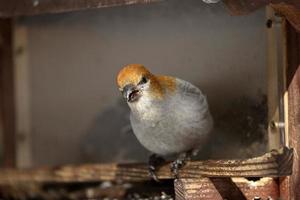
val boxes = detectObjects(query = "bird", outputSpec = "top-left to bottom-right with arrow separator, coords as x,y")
116,64 -> 213,180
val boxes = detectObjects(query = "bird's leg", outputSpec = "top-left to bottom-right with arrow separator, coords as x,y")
148,154 -> 165,182
170,149 -> 198,178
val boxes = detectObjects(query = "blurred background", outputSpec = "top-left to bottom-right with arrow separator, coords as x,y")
4,0 -> 267,167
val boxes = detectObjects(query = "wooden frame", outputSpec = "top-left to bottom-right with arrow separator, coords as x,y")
0,0 -> 299,199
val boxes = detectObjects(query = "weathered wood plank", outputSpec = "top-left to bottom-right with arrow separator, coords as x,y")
0,147 -> 293,184
0,0 -> 161,17
174,177 -> 279,200
0,19 -> 16,167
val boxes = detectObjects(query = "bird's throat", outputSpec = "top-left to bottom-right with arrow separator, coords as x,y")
129,94 -> 164,121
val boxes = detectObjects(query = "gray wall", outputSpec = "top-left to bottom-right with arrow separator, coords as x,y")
20,0 -> 267,166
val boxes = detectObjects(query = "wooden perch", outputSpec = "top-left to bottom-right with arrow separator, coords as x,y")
0,147 -> 293,184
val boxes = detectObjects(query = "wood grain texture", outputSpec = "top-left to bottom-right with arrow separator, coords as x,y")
0,19 -> 16,167
174,177 -> 279,200
0,0 -> 160,17
0,147 -> 293,184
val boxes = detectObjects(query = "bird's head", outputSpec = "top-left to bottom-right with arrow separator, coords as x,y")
117,64 -> 163,103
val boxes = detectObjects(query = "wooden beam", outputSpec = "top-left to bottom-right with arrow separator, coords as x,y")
223,0 -> 300,15
174,177 -> 279,200
223,0 -> 269,15
0,0 -> 161,17
223,1 -> 300,32
5,0 -> 299,18
0,19 -> 16,167
271,3 -> 300,33
0,147 -> 293,184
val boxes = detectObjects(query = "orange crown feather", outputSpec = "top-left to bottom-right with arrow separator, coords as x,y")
117,64 -> 176,98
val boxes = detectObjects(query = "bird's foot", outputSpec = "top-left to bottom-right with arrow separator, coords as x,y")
170,158 -> 185,179
148,154 -> 165,182
170,150 -> 196,179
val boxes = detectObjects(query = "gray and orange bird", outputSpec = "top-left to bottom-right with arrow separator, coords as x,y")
117,64 -> 213,180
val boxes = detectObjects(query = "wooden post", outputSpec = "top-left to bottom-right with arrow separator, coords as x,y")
0,19 -> 15,167
13,24 -> 32,168
280,20 -> 300,200
266,6 -> 288,151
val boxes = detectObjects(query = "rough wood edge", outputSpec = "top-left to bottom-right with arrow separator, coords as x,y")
0,147 -> 293,184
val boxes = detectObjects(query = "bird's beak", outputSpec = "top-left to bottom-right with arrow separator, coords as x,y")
122,84 -> 140,102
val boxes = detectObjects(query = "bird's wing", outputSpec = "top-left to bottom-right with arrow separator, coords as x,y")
173,77 -> 211,119
174,77 -> 213,135
174,77 -> 204,98
156,75 -> 209,110
158,76 -> 213,144
156,75 -> 202,96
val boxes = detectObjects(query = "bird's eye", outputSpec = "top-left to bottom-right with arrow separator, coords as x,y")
138,76 -> 148,85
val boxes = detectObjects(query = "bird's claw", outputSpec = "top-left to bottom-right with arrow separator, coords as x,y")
170,158 -> 185,178
170,150 -> 196,179
148,165 -> 160,182
148,154 -> 165,182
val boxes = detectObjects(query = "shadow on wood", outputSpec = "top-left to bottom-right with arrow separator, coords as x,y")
210,178 -> 246,200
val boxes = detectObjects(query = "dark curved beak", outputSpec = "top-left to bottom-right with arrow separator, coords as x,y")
122,84 -> 140,102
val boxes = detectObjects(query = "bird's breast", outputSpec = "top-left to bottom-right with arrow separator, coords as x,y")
129,90 -> 213,156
